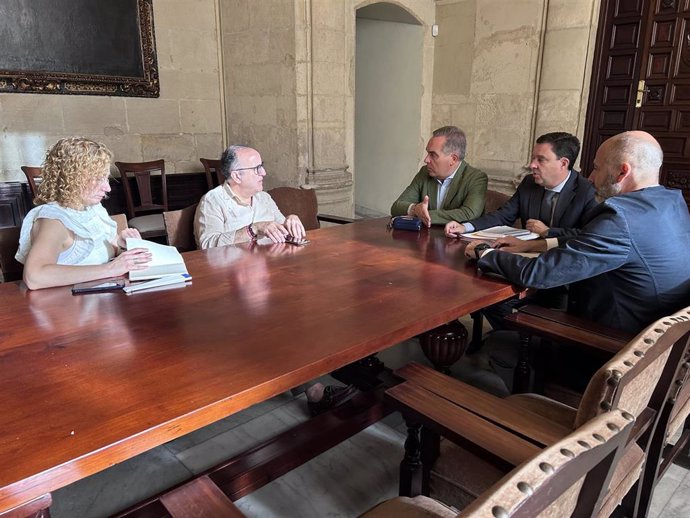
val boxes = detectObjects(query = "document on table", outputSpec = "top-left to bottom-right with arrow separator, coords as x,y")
462,225 -> 539,241
125,238 -> 189,281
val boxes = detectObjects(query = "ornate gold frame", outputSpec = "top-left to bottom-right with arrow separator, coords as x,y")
0,0 -> 159,98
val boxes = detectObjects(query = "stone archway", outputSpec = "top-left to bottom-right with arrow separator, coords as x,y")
297,0 -> 435,217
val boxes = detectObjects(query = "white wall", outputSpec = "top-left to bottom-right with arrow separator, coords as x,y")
354,17 -> 424,216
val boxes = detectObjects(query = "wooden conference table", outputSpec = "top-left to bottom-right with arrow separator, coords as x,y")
0,218 -> 520,515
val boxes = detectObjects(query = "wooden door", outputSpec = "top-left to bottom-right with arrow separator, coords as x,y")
583,0 -> 690,205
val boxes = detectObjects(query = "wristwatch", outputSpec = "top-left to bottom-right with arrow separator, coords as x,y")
246,223 -> 258,241
474,242 -> 492,260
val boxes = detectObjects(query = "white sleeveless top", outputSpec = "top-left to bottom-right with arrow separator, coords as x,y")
15,202 -> 117,266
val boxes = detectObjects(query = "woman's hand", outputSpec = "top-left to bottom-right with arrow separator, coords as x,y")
106,248 -> 152,277
116,228 -> 142,250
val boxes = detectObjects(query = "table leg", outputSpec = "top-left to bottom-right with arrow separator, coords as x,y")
399,419 -> 423,497
420,426 -> 439,496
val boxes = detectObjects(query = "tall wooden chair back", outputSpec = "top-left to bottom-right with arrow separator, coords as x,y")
114,160 -> 168,239
163,204 -> 198,252
21,166 -> 42,199
267,187 -> 320,231
0,226 -> 23,283
631,309 -> 690,515
200,158 -> 224,190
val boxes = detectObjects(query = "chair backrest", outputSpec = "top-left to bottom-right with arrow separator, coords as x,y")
460,409 -> 634,518
21,166 -> 42,199
200,158 -> 224,190
267,187 -> 320,231
114,160 -> 168,220
484,189 -> 510,215
0,226 -> 23,283
163,204 -> 198,252
575,306 -> 690,428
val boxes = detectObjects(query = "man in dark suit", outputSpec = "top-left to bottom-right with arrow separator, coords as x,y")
391,126 -> 488,227
445,132 -> 597,240
447,132 -> 597,330
467,131 -> 690,333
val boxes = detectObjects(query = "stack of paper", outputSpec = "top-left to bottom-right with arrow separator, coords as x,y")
125,238 -> 189,281
462,225 -> 539,241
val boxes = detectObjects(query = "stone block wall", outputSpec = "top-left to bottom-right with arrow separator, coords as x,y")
219,0 -> 299,190
431,0 -> 599,191
0,0 -> 224,182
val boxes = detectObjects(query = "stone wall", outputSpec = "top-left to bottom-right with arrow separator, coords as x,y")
431,0 -> 599,192
219,0 -> 298,190
0,0 -> 224,182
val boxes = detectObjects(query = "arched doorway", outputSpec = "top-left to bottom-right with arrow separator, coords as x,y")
354,2 -> 424,217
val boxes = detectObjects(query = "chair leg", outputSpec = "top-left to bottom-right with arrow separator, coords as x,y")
399,419 -> 423,497
420,426 -> 440,496
512,333 -> 532,393
466,311 -> 484,354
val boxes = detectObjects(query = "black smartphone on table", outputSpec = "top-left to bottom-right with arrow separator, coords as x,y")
71,278 -> 126,295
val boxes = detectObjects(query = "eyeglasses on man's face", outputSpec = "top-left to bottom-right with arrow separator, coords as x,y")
233,163 -> 265,176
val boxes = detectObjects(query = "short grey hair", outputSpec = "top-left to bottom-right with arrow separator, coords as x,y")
220,145 -> 249,179
432,126 -> 467,160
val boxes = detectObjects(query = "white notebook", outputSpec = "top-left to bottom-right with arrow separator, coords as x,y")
125,238 -> 189,281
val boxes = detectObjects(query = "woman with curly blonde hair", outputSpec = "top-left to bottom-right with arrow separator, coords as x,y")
16,137 -> 151,290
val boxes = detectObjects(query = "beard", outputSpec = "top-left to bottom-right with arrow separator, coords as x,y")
595,178 -> 622,203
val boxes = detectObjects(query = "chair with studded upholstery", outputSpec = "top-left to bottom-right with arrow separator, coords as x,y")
360,409 -> 633,517
386,306 -> 690,517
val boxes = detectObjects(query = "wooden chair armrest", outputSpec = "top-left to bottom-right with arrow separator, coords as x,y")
317,213 -> 355,225
504,311 -> 628,354
517,305 -> 634,342
394,363 -> 571,446
386,382 -> 542,467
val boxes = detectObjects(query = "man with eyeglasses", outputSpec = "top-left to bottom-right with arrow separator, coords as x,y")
195,145 -> 306,249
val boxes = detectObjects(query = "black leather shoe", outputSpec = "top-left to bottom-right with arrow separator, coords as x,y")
307,385 -> 358,416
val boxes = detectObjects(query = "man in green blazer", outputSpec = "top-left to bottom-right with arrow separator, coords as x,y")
390,126 -> 488,226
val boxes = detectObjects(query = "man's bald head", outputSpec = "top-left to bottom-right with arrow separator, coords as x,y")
601,131 -> 663,184
591,131 -> 662,201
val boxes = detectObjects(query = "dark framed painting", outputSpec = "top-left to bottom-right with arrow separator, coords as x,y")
0,0 -> 159,97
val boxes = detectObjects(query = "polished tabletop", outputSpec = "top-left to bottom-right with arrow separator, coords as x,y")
0,218 -> 519,512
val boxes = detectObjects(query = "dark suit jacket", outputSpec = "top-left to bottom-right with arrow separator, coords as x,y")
390,161 -> 488,225
478,186 -> 690,333
468,171 -> 598,238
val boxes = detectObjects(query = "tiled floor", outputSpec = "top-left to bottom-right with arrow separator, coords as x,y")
50,333 -> 689,517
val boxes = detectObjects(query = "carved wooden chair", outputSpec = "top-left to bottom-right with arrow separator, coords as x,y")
360,409 -> 633,518
163,204 -> 198,252
21,166 -> 42,199
388,307 -> 690,517
200,158 -> 223,190
0,226 -> 23,283
508,306 -> 690,516
115,160 -> 168,240
267,186 -> 354,231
